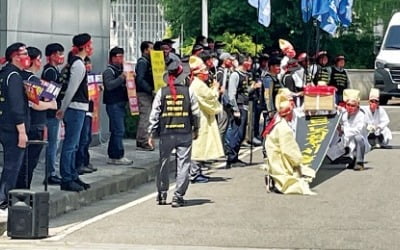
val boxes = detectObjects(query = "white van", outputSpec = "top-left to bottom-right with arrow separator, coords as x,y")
374,12 -> 400,105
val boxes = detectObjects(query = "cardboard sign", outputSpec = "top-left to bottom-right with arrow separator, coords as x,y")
124,62 -> 139,116
87,74 -> 102,134
24,79 -> 62,104
295,113 -> 342,172
150,50 -> 166,92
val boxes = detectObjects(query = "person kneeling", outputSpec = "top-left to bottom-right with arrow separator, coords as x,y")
328,89 -> 370,170
263,94 -> 316,195
363,88 -> 392,149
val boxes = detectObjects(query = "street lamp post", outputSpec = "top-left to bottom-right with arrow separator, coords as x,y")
202,0 -> 208,37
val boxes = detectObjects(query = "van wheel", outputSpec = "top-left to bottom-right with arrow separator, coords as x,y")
379,95 -> 390,105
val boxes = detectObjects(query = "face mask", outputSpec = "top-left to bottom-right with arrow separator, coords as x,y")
56,54 -> 65,65
225,60 -> 233,68
369,102 -> 378,112
85,42 -> 94,56
20,56 -> 31,69
346,105 -> 357,115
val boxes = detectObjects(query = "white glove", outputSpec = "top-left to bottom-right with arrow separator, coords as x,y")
367,124 -> 376,133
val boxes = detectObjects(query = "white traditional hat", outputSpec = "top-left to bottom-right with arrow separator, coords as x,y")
343,89 -> 361,102
189,55 -> 207,75
276,93 -> 292,116
279,39 -> 294,52
369,88 -> 380,101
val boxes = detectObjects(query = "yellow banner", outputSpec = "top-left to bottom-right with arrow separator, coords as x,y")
150,50 -> 166,93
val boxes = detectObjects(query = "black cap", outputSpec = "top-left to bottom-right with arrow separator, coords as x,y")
5,42 -> 26,62
109,46 -> 124,58
268,56 -> 281,66
27,47 -> 42,60
73,33 -> 91,47
192,44 -> 204,53
162,38 -> 175,45
45,43 -> 64,56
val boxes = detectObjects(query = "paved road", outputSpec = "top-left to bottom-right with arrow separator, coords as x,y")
1,104 -> 400,250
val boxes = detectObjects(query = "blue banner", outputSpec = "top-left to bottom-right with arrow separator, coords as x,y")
258,0 -> 271,28
248,0 -> 258,8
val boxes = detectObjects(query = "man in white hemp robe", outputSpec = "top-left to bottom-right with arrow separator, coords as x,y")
362,88 -> 392,148
327,89 -> 370,170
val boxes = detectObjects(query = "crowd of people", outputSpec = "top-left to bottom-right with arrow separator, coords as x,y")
0,33 -> 393,212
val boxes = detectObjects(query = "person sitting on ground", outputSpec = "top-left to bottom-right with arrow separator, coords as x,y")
263,93 -> 316,195
362,88 -> 392,148
327,89 -> 370,170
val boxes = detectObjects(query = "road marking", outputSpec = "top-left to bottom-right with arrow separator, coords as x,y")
46,147 -> 261,241
392,131 -> 400,135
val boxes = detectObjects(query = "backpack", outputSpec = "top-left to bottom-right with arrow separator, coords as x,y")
58,56 -> 81,100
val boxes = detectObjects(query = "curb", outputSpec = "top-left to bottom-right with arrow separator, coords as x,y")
48,162 -> 158,218
0,159 -> 159,235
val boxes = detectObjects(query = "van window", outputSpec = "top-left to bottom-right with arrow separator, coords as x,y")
384,25 -> 400,49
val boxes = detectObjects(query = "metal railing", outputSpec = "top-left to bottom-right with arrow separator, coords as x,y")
110,0 -> 166,62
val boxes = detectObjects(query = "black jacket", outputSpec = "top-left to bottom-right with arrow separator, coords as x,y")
135,55 -> 154,95
20,71 -> 47,128
102,64 -> 128,104
0,63 -> 29,131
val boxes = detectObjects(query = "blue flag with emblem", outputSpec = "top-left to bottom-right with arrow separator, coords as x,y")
248,0 -> 258,8
301,0 -> 351,36
258,0 -> 271,28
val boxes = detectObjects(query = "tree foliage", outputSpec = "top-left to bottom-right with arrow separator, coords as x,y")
159,0 -> 400,68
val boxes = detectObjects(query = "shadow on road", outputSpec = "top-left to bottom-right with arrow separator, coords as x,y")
207,177 -> 231,182
311,163 -> 346,188
184,199 -> 213,207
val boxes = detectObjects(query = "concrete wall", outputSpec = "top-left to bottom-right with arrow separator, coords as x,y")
0,0 -> 111,143
347,69 -> 374,100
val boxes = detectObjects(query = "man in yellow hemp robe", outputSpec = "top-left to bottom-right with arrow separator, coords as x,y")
188,56 -> 225,183
264,93 -> 316,195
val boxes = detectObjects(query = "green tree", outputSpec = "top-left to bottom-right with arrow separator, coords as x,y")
159,0 -> 400,68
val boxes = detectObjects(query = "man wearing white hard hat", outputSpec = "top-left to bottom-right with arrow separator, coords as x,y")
327,89 -> 370,170
263,93 -> 316,195
362,88 -> 392,148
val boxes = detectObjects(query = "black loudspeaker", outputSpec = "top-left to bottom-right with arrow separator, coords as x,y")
7,190 -> 49,239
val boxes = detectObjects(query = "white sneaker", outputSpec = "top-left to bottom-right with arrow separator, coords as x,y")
0,208 -> 8,220
107,157 -> 133,165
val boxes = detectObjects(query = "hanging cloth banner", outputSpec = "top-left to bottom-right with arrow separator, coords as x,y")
295,113 -> 342,172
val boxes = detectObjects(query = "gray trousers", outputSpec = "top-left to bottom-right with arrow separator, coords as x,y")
157,133 -> 192,199
217,108 -> 229,140
352,134 -> 366,163
136,92 -> 153,145
190,161 -> 201,179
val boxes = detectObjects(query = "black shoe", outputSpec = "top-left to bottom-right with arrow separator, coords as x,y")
191,174 -> 209,184
354,163 -> 365,171
171,196 -> 185,208
137,143 -> 155,151
346,158 -> 356,169
77,166 -> 94,175
231,159 -> 247,168
44,175 -> 62,185
75,178 -> 91,190
61,181 -> 84,192
248,137 -> 262,146
86,164 -> 98,172
157,193 -> 167,205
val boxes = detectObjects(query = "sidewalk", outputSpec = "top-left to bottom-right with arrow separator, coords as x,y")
0,139 -> 161,234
